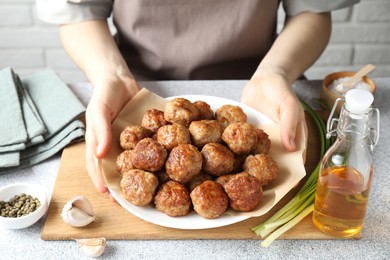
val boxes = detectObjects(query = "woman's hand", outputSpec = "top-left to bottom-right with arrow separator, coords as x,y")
85,75 -> 140,192
242,11 -> 331,152
241,72 -> 304,152
59,20 -> 141,193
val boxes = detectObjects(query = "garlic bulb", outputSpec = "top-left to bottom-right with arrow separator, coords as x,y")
75,238 -> 106,258
61,196 -> 96,227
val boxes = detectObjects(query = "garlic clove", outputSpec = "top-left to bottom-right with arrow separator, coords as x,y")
70,195 -> 94,216
62,207 -> 95,227
61,196 -> 96,227
75,238 -> 106,258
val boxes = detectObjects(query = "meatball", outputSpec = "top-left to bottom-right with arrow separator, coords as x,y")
119,125 -> 151,150
215,104 -> 247,129
164,98 -> 199,127
190,180 -> 228,219
154,180 -> 191,217
116,149 -> 134,174
222,172 -> 263,212
188,172 -> 214,192
120,169 -> 158,206
141,109 -> 168,133
201,143 -> 234,176
243,154 -> 278,186
165,144 -> 202,184
189,120 -> 223,148
131,138 -> 167,172
157,123 -> 191,151
222,122 -> 257,155
193,100 -> 214,120
252,128 -> 271,154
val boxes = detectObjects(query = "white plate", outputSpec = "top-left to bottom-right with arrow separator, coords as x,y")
108,95 -> 275,230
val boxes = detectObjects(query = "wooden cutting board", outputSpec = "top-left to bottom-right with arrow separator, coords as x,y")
41,113 -> 361,240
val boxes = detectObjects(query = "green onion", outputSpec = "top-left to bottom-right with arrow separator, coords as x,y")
252,99 -> 332,247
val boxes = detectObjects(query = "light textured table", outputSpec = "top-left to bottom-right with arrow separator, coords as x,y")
1,79 -> 389,260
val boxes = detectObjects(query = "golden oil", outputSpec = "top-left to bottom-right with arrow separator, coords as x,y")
313,166 -> 372,238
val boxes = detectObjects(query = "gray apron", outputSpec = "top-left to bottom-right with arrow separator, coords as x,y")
112,0 -> 280,80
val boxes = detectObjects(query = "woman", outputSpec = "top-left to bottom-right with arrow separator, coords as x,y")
37,0 -> 359,193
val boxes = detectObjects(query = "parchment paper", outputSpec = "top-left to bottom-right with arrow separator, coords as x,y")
102,88 -> 307,218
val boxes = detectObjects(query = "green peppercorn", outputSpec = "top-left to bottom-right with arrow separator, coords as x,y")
0,193 -> 41,218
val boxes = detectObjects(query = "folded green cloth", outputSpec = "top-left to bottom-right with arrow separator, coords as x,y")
0,153 -> 20,168
22,69 -> 85,139
17,77 -> 47,146
0,68 -> 28,153
11,120 -> 85,170
0,68 -> 86,170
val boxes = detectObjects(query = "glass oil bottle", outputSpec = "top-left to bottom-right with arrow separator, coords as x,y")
312,89 -> 380,238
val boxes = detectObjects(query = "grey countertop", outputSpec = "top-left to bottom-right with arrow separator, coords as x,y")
0,79 -> 389,260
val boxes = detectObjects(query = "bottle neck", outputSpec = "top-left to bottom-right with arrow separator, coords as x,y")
337,105 -> 372,139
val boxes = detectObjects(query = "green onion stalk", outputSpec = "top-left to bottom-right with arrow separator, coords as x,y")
252,99 -> 332,247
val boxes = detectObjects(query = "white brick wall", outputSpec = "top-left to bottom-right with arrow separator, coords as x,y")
306,0 -> 390,79
0,0 -> 389,83
0,0 -> 87,83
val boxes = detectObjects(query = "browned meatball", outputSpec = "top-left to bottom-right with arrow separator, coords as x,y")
190,180 -> 228,219
157,123 -> 191,151
215,104 -> 247,129
154,180 -> 191,217
119,125 -> 151,150
131,138 -> 167,172
243,154 -> 278,186
189,120 -> 223,148
188,172 -> 214,192
116,149 -> 134,174
222,172 -> 263,212
252,128 -> 271,154
193,100 -> 214,120
201,143 -> 234,176
165,144 -> 202,184
222,122 -> 257,155
120,169 -> 158,206
141,109 -> 168,133
164,98 -> 199,127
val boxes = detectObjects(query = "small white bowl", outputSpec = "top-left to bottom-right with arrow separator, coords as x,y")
0,183 -> 48,229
